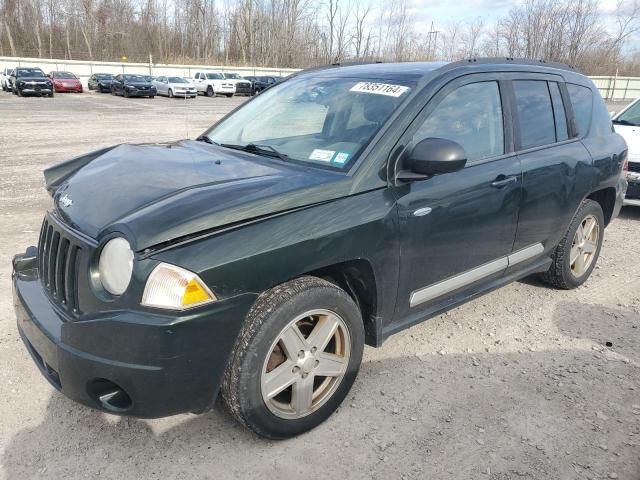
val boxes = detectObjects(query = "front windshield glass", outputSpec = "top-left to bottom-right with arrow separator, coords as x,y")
204,75 -> 414,170
206,73 -> 223,80
225,73 -> 241,79
55,72 -> 76,79
123,74 -> 147,82
616,101 -> 640,126
17,68 -> 45,78
169,77 -> 188,83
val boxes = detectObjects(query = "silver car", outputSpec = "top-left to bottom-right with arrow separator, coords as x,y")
152,76 -> 197,98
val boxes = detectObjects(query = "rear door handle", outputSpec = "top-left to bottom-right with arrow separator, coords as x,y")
490,176 -> 518,188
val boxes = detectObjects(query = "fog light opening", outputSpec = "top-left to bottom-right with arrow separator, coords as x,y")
89,378 -> 132,413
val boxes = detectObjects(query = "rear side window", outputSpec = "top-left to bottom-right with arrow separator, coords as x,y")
513,80 -> 556,149
414,81 -> 504,163
567,84 -> 593,137
548,82 -> 568,141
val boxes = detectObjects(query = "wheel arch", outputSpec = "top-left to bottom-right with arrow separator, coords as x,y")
587,187 -> 616,226
304,259 -> 381,347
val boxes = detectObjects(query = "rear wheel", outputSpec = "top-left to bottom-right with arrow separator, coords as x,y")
206,86 -> 214,97
222,276 -> 364,439
541,199 -> 604,289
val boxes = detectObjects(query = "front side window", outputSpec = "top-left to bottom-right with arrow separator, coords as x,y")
567,83 -> 593,137
414,81 -> 504,163
514,80 -> 556,149
204,75 -> 414,170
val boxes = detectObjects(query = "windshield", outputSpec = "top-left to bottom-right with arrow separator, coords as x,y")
225,73 -> 241,79
204,75 -> 413,170
54,72 -> 76,79
169,77 -> 188,83
95,74 -> 113,80
16,68 -> 45,78
616,101 -> 640,126
123,74 -> 147,82
205,73 -> 224,80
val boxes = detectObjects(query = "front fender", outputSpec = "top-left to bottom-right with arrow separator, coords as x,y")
151,188 -> 400,331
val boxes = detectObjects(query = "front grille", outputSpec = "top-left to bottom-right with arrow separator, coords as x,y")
38,216 -> 82,313
628,162 -> 640,173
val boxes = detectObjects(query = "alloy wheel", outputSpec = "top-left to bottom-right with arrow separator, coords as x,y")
570,214 -> 599,277
260,309 -> 350,419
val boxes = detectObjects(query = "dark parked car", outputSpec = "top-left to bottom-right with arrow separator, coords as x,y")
245,75 -> 280,94
48,71 -> 83,93
88,73 -> 115,93
10,67 -> 53,97
12,59 -> 627,439
111,74 -> 156,98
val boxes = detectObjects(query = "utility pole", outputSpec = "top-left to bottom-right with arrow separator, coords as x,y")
427,22 -> 440,60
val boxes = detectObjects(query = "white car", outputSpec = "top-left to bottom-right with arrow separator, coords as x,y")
221,72 -> 252,96
192,71 -> 235,97
612,98 -> 640,206
153,76 -> 197,98
1,67 -> 14,92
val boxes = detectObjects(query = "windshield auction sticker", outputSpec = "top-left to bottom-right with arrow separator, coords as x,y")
309,149 -> 336,162
350,82 -> 410,97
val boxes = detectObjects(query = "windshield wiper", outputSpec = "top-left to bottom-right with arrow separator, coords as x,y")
195,135 -> 219,145
220,143 -> 289,160
613,119 -> 638,126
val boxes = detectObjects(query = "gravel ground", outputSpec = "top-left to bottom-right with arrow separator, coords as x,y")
0,92 -> 639,480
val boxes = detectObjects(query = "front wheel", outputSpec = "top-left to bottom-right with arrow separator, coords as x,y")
225,93 -> 233,98
206,86 -> 214,97
222,276 -> 364,439
168,89 -> 174,98
541,199 -> 604,289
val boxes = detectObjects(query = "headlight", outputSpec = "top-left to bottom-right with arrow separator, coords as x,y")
98,238 -> 134,295
142,263 -> 216,310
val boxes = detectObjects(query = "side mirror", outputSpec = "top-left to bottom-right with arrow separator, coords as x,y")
398,138 -> 467,181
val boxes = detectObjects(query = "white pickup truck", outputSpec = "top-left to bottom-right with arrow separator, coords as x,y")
193,71 -> 235,97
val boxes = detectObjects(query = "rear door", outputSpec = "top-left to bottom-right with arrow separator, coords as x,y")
392,74 -> 522,328
509,77 -> 593,264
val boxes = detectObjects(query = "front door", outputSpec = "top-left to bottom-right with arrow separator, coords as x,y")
393,78 -> 522,328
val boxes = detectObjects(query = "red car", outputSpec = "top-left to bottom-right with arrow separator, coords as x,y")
48,71 -> 83,93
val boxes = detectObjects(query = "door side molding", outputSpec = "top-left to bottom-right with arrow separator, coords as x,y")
409,242 -> 544,308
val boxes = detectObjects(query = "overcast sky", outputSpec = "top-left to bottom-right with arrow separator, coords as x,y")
390,0 -> 638,51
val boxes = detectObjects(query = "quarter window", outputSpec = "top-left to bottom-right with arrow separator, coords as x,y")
513,80 -> 556,149
567,84 -> 593,137
548,82 -> 568,141
414,81 -> 504,163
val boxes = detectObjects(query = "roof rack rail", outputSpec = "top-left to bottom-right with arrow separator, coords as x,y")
450,56 -> 579,73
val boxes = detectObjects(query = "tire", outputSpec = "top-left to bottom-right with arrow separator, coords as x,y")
541,199 -> 604,289
123,89 -> 129,98
222,276 -> 365,439
17,88 -> 23,97
206,86 -> 214,97
149,95 -> 155,99
226,93 -> 233,98
111,88 -> 117,96
49,92 -> 54,98
168,89 -> 174,98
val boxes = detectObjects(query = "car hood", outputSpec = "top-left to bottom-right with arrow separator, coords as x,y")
614,124 -> 640,162
45,140 -> 350,250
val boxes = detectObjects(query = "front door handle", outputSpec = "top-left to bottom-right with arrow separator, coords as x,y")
490,175 -> 518,188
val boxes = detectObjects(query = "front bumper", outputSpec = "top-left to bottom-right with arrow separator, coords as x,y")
12,249 -> 254,418
623,169 -> 640,206
126,88 -> 156,97
55,84 -> 83,92
173,89 -> 197,97
19,86 -> 53,95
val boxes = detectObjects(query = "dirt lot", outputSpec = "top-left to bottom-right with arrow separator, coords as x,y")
0,92 -> 639,480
